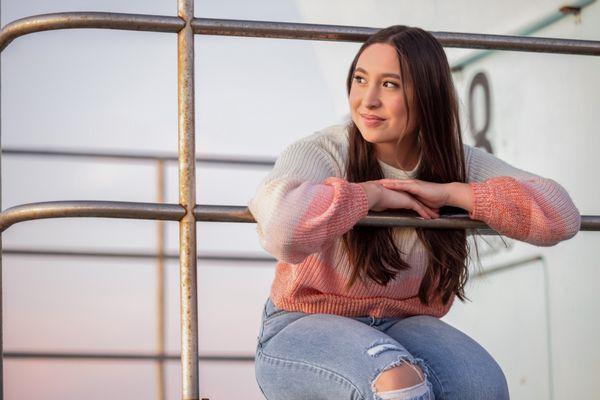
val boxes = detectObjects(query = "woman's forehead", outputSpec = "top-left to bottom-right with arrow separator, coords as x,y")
356,43 -> 401,76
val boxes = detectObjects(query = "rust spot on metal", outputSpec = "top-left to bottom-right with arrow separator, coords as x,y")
559,6 -> 581,15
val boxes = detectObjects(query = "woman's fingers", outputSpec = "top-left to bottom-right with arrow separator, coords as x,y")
376,178 -> 417,184
412,202 -> 431,219
380,180 -> 446,210
378,184 -> 439,218
411,198 -> 439,219
381,181 -> 422,196
382,182 -> 431,208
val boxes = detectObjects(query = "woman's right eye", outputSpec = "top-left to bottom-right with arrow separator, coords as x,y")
353,75 -> 365,84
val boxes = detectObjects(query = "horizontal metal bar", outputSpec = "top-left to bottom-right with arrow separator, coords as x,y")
0,201 -> 184,232
2,12 -> 599,56
192,18 -> 600,56
2,148 -> 275,167
0,12 -> 184,51
3,351 -> 254,362
365,214 -> 599,232
2,202 -> 597,232
579,215 -> 600,230
194,206 -> 600,231
2,248 -> 275,264
194,205 -> 499,232
357,211 -> 495,230
194,205 -> 257,223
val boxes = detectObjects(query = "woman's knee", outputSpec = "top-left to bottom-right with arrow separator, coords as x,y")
447,352 -> 510,400
371,356 -> 434,400
386,316 -> 509,399
373,361 -> 424,392
475,358 -> 510,400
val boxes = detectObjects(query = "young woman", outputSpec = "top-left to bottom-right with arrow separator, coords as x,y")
248,25 -> 580,400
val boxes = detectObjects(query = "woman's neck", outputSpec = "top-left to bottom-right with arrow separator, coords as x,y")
375,133 -> 420,170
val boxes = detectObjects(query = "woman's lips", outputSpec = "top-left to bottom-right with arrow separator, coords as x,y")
361,114 -> 385,127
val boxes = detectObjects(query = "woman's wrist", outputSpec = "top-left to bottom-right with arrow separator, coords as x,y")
444,182 -> 474,212
358,182 -> 382,210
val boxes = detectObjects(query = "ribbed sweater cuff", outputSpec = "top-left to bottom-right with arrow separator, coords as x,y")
324,177 -> 370,221
469,176 -> 525,222
350,180 -> 370,220
468,181 -> 494,221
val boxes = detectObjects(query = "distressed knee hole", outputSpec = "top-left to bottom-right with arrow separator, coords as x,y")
373,361 -> 425,393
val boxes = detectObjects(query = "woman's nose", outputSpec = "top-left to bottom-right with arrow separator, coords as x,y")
364,86 -> 381,108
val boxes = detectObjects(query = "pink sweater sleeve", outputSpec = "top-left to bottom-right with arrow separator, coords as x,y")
248,140 -> 369,263
465,145 -> 581,246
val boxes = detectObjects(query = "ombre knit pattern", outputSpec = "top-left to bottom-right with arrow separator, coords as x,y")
248,124 -> 581,318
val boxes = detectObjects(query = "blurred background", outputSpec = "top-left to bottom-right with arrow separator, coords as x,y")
1,0 -> 598,398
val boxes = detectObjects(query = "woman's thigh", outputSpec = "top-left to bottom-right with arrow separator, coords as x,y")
255,298 -> 434,400
384,316 -> 509,400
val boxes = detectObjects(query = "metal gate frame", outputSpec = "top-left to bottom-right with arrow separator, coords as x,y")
1,1 -> 599,399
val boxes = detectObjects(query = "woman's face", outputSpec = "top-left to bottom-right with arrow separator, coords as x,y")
348,43 -> 417,148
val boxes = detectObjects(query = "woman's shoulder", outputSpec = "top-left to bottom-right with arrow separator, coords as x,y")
281,122 -> 350,175
295,122 -> 350,151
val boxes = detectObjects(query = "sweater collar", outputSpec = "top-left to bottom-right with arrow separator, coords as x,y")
377,157 -> 420,179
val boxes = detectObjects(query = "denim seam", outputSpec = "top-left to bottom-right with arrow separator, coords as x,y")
257,349 -> 366,400
262,311 -> 288,326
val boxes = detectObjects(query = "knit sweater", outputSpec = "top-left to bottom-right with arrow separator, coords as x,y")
248,123 -> 581,318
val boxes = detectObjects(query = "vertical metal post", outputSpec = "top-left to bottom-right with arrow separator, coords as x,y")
156,160 -> 166,400
0,0 -> 4,397
177,0 -> 199,399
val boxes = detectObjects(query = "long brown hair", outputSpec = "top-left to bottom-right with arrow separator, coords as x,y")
342,25 -> 470,306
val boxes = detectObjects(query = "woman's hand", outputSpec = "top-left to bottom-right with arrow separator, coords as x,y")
377,179 -> 450,209
358,181 -> 439,219
379,179 -> 475,213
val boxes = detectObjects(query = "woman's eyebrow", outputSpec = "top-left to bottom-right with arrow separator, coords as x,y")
355,67 -> 401,80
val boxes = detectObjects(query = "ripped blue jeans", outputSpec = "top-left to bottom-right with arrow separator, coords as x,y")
255,297 -> 509,400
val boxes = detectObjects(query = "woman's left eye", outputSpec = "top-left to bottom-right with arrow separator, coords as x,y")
383,81 -> 399,88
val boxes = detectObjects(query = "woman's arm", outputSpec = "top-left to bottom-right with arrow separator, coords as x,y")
382,145 -> 581,246
248,139 -> 369,264
464,145 -> 580,246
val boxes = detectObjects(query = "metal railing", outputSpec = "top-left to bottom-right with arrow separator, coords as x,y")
1,2 -> 599,399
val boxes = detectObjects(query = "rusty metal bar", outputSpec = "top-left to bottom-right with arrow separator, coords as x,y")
578,215 -> 600,230
193,205 -> 600,231
0,201 -> 184,232
1,202 -> 597,234
194,205 -> 256,223
2,148 -> 276,167
177,0 -> 199,398
0,12 -> 184,51
155,161 -> 166,400
0,0 -> 4,395
1,12 -> 599,57
3,351 -> 254,362
191,18 -> 600,56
